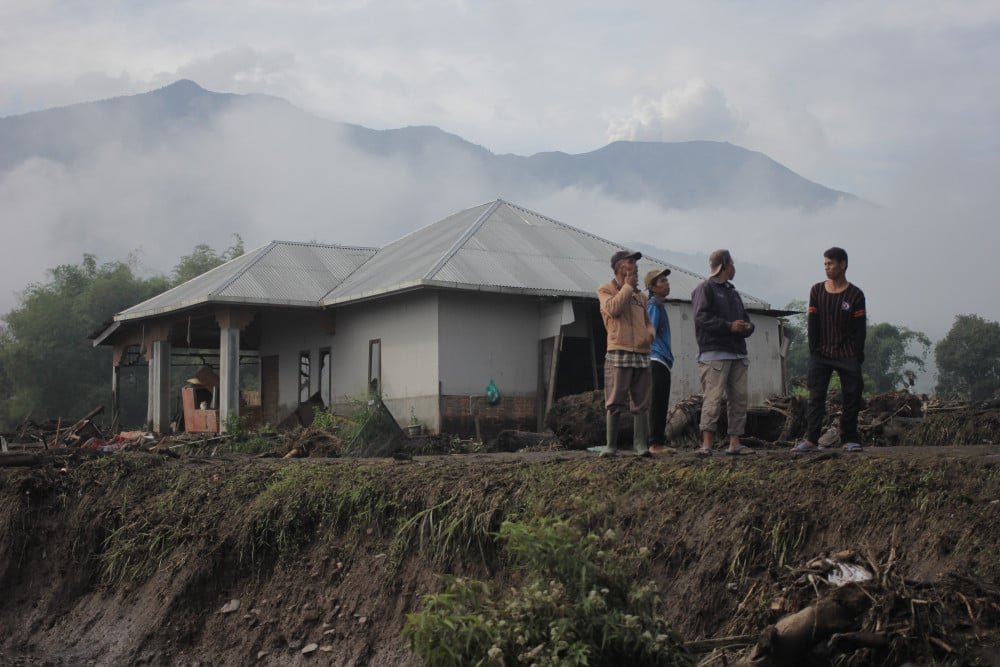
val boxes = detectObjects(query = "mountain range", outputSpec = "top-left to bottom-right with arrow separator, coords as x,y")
1,79 -> 856,213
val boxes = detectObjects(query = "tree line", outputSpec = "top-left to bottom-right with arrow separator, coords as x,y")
782,301 -> 1000,400
2,245 -> 998,432
0,239 -> 243,431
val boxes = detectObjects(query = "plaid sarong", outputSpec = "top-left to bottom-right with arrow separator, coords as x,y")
605,350 -> 650,368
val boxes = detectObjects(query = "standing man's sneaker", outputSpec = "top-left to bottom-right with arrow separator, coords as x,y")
843,442 -> 863,452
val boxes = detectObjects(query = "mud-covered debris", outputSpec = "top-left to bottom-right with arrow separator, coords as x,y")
271,427 -> 344,458
492,430 -> 561,452
710,547 -> 1000,667
544,388 -> 1000,450
544,390 -> 608,449
545,391 -> 809,449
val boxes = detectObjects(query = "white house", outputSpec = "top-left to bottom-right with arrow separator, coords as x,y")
93,199 -> 791,436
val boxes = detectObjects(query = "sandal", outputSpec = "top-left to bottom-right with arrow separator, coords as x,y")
696,447 -> 712,457
725,444 -> 755,455
791,441 -> 821,454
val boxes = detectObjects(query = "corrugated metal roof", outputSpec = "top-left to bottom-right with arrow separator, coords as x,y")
115,241 -> 376,321
322,199 -> 769,308
319,202 -> 495,301
112,199 -> 768,322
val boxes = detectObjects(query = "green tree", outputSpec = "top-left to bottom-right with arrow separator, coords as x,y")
0,254 -> 170,428
781,300 -> 808,380
172,235 -> 244,285
935,314 -> 1000,400
782,303 -> 931,394
864,323 -> 931,393
0,240 -> 246,430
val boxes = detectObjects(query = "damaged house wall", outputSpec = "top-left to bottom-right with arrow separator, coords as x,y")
437,291 -> 543,435
257,309 -> 336,424
327,291 -> 441,432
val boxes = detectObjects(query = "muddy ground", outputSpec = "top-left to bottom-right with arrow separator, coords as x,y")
2,392 -> 1000,666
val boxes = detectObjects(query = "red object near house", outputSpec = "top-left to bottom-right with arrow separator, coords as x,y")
181,386 -> 219,433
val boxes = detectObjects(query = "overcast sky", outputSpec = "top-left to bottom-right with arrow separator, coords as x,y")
1,1 -> 998,353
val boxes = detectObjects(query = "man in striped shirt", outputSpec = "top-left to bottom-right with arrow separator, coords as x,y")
793,247 -> 867,453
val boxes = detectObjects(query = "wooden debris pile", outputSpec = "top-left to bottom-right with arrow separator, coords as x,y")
2,406 -> 111,450
695,550 -> 1000,666
901,394 -> 1000,447
263,428 -> 344,459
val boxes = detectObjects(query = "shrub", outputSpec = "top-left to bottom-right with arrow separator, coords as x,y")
404,517 -> 692,666
312,406 -> 340,431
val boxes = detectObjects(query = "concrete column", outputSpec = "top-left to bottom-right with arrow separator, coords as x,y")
151,340 -> 171,434
215,308 -> 254,434
218,326 -> 240,432
146,351 -> 155,430
111,364 -> 121,434
111,344 -> 128,434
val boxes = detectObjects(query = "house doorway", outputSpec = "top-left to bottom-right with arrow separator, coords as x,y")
538,301 -> 605,429
555,300 -> 605,398
261,355 -> 279,425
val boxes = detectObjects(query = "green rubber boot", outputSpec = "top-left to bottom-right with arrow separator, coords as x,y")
601,412 -> 620,457
634,413 -> 651,456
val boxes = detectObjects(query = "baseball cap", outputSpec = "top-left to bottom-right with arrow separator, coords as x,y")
610,250 -> 642,270
643,268 -> 671,289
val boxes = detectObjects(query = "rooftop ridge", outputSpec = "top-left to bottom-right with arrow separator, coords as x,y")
422,199 -> 502,280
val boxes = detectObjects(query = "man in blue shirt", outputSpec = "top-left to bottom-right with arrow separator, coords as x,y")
644,268 -> 674,454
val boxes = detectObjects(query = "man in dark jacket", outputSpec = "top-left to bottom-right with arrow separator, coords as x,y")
691,249 -> 755,456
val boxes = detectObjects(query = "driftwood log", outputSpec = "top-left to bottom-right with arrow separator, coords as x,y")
736,584 -> 878,666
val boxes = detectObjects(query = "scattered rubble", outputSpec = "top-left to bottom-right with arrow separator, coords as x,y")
545,388 -> 1000,450
4,389 -> 1000,468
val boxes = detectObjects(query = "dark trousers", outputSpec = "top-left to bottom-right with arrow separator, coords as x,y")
648,361 -> 672,445
806,355 -> 864,444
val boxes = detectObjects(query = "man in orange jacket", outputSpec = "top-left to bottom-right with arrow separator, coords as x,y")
597,250 -> 655,457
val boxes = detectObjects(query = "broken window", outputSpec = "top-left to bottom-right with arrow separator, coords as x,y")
299,351 -> 311,404
368,339 -> 381,396
320,348 -> 331,406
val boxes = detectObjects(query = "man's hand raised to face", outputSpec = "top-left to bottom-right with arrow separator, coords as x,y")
623,266 -> 639,289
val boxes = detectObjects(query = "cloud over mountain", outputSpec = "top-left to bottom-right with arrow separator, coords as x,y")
1,80 -> 994,346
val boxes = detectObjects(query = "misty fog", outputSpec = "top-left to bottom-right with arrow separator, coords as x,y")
1,96 -> 996,364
